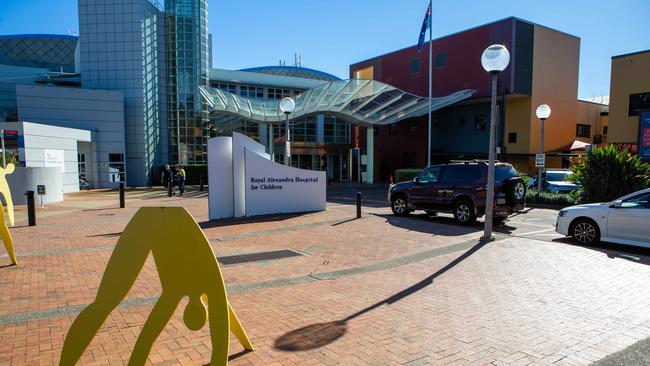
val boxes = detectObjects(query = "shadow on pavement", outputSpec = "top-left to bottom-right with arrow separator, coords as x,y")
372,212 -> 517,236
552,237 -> 650,266
202,349 -> 253,365
87,232 -> 122,238
274,239 -> 489,351
199,212 -> 312,229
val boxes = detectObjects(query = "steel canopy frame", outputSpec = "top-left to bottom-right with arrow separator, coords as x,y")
199,80 -> 474,127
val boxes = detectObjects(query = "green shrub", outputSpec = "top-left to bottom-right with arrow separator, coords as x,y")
152,165 -> 208,186
526,189 -> 579,207
569,145 -> 650,203
394,168 -> 422,183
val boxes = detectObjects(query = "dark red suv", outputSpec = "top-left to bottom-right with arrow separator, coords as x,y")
388,162 -> 526,224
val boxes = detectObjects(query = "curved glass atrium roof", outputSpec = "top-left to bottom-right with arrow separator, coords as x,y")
199,80 -> 474,126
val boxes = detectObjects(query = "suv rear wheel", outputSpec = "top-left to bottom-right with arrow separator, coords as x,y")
391,196 -> 409,216
453,199 -> 476,225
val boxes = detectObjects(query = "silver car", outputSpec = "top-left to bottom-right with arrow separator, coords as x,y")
555,188 -> 650,248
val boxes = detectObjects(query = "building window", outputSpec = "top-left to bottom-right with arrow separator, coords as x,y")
108,153 -> 125,183
408,120 -> 418,133
410,59 -> 420,74
388,124 -> 397,135
354,66 -> 374,80
233,119 -> 259,141
593,135 -> 603,144
268,88 -> 291,99
435,52 -> 446,68
508,132 -> 517,143
216,84 -> 236,94
78,153 -> 86,180
402,152 -> 417,168
576,124 -> 591,138
629,92 -> 650,116
240,86 -> 264,99
603,126 -> 608,135
290,116 -> 317,142
324,116 -> 350,143
474,115 -> 487,131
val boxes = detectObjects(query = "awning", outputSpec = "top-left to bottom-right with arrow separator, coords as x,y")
199,80 -> 474,126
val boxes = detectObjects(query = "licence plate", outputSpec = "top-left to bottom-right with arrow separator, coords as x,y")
496,198 -> 506,205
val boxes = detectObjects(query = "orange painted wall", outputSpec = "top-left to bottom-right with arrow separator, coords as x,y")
528,25 -> 580,154
608,51 -> 650,143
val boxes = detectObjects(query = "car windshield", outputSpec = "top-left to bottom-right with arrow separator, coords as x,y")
495,166 -> 517,183
546,171 -> 572,182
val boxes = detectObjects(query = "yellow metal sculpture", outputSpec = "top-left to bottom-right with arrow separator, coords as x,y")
0,163 -> 17,265
59,207 -> 253,366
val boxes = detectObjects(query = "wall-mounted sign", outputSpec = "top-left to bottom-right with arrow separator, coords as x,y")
3,130 -> 18,139
639,111 -> 650,160
44,149 -> 65,172
37,185 -> 46,195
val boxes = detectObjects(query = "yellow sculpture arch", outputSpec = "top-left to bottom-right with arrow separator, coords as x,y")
0,163 -> 17,265
59,207 -> 253,365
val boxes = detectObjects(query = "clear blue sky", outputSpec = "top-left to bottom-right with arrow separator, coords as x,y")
1,0 -> 648,99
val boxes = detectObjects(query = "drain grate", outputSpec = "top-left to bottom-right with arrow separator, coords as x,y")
217,249 -> 304,266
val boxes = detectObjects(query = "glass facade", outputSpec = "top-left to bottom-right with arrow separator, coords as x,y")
0,35 -> 77,72
78,0 -> 165,186
165,0 -> 210,164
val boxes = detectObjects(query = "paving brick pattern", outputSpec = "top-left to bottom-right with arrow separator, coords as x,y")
1,188 -> 650,365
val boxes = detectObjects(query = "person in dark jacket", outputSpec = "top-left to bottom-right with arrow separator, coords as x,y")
161,165 -> 173,197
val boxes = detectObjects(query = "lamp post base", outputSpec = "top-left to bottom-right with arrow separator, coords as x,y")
479,235 -> 496,243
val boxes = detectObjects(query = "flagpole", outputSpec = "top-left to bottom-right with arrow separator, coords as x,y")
427,0 -> 432,167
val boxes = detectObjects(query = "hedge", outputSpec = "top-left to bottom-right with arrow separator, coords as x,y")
152,165 -> 208,186
525,189 -> 579,207
394,168 -> 422,183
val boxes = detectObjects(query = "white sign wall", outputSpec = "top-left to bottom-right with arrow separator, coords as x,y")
208,132 -> 325,219
244,149 -> 326,216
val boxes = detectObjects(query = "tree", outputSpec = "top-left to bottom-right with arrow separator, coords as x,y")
570,145 -> 650,202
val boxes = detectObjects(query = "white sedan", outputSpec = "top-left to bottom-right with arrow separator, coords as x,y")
555,188 -> 650,248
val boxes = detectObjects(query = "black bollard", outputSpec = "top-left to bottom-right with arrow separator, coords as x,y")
200,175 -> 204,192
26,191 -> 36,226
119,183 -> 125,208
356,192 -> 362,219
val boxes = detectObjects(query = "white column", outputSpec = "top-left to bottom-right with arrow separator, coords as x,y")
367,126 -> 374,184
269,124 -> 275,161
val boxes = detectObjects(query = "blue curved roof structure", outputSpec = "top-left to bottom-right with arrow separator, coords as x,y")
239,66 -> 341,82
0,34 -> 78,72
200,80 -> 473,126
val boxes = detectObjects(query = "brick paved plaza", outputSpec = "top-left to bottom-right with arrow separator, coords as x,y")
1,186 -> 650,365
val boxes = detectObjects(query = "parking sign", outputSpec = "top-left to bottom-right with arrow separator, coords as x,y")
535,153 -> 545,168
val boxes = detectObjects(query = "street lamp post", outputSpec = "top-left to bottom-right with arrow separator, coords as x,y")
535,104 -> 551,192
279,97 -> 296,166
480,44 -> 510,242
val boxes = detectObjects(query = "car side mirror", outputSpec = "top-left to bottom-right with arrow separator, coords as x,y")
413,177 -> 421,184
611,200 -> 623,208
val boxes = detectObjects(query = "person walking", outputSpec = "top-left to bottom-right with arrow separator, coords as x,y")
161,165 -> 173,197
177,164 -> 186,196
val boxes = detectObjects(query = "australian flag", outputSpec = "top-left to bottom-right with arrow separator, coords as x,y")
417,2 -> 431,53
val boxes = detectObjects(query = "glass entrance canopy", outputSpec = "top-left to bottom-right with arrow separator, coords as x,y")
199,80 -> 474,126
